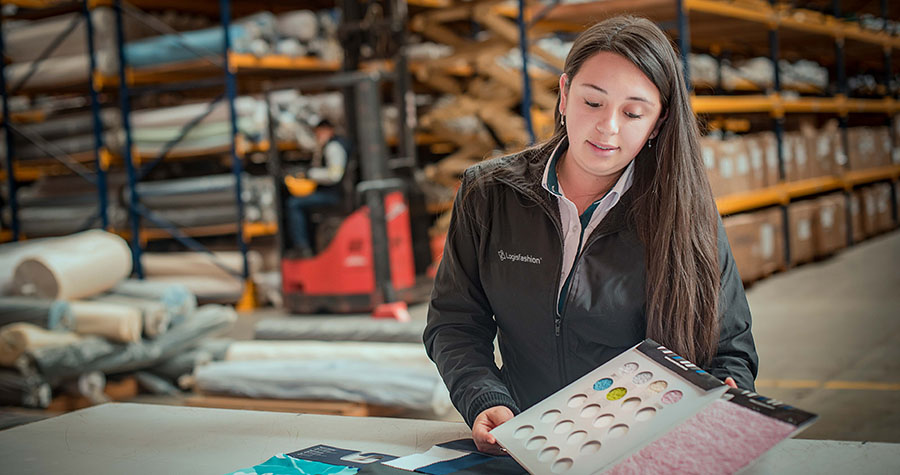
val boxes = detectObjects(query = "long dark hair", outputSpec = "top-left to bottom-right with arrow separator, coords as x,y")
471,16 -> 721,365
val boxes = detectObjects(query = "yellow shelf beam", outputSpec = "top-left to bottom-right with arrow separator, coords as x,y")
716,166 -> 900,215
692,95 -> 896,116
692,95 -> 775,114
783,176 -> 844,198
843,165 -> 900,187
716,187 -> 786,215
122,221 -> 277,243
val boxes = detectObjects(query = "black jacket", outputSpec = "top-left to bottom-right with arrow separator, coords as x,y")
423,149 -> 759,428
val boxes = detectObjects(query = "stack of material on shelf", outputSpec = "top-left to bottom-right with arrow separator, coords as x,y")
0,230 -> 236,409
6,109 -> 120,161
8,172 -> 275,237
814,193 -> 848,258
787,200 -> 819,266
691,54 -> 831,92
184,319 -> 453,416
700,120 -> 847,198
855,183 -> 895,239
3,7 -> 340,93
140,251 -> 263,305
723,208 -> 785,283
701,132 -> 777,197
0,97 -> 268,164
846,126 -> 895,171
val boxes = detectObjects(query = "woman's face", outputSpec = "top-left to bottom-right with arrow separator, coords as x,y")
558,51 -> 664,184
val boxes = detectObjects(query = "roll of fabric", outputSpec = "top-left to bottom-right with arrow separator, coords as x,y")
88,294 -> 169,339
253,317 -> 426,343
61,371 -> 108,404
12,109 -> 119,144
124,12 -> 276,67
130,97 -> 260,129
0,297 -> 73,330
193,359 -> 452,414
148,347 -> 213,382
0,368 -> 52,409
223,341 -> 433,367
275,10 -> 318,42
109,280 -> 196,324
134,370 -> 180,396
141,250 -> 259,278
11,230 -> 133,300
0,322 -> 81,367
23,304 -> 236,386
68,301 -> 143,343
144,276 -> 244,305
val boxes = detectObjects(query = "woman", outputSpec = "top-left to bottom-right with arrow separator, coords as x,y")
423,16 -> 758,454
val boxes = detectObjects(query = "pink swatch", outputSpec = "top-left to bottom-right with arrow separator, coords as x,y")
608,399 -> 797,475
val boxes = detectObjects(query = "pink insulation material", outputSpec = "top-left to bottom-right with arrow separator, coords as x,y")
608,399 -> 797,475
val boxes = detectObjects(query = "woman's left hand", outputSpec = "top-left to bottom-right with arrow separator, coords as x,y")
724,377 -> 737,389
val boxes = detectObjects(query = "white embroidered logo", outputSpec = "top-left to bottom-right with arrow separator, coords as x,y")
497,249 -> 542,264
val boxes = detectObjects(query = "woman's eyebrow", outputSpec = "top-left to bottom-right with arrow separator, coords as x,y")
580,83 -> 655,105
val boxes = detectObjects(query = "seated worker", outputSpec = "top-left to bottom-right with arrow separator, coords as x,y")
284,119 -> 349,255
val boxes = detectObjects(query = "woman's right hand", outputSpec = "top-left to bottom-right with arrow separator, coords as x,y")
472,406 -> 515,455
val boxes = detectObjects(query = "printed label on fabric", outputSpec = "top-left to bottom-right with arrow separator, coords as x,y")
497,249 -> 542,265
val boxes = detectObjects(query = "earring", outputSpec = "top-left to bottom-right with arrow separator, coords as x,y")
647,137 -> 653,148
561,115 -> 565,126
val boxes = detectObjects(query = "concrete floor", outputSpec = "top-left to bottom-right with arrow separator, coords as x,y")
746,229 -> 900,443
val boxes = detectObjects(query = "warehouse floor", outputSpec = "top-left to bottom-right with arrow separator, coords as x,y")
747,228 -> 900,443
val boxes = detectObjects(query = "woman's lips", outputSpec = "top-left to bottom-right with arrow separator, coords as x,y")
588,140 -> 619,151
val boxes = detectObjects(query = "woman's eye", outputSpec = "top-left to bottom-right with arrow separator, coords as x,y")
625,112 -> 643,119
583,99 -> 600,108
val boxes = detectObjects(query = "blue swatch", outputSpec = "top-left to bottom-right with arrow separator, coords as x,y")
593,378 -> 613,391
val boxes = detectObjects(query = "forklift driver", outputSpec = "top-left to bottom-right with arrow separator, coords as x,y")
284,119 -> 350,256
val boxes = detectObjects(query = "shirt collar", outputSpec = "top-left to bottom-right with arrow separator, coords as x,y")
541,137 -> 635,206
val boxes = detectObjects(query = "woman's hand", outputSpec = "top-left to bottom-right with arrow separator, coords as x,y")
724,377 -> 738,389
472,406 -> 515,455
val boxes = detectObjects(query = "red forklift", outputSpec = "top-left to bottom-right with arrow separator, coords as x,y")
263,6 -> 433,319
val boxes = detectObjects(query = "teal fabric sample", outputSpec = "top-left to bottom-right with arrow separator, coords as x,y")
224,453 -> 359,475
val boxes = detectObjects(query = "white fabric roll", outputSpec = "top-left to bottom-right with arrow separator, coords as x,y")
275,10 -> 318,42
68,301 -> 142,343
89,294 -> 170,339
0,322 -> 81,367
11,230 -> 132,300
224,340 -> 433,367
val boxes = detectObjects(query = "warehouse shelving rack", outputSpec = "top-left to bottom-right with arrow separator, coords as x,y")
1,0 -> 114,243
0,0 -> 353,308
501,0 -> 898,267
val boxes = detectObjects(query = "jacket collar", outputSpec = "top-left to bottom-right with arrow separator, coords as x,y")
488,137 -> 637,237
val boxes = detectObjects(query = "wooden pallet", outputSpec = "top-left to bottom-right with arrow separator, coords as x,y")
184,394 -> 403,417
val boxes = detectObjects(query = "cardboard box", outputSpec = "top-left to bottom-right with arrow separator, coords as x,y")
719,137 -> 753,195
757,207 -> 785,276
744,133 -> 768,190
788,200 -> 818,265
781,132 -> 798,182
846,127 -> 878,171
812,120 -> 840,179
758,131 -> 781,187
700,136 -> 727,197
814,193 -> 847,257
873,127 -> 892,168
859,186 -> 879,236
849,190 -> 866,243
724,213 -> 763,282
872,183 -> 895,232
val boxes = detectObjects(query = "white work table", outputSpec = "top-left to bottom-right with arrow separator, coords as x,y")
0,403 -> 898,474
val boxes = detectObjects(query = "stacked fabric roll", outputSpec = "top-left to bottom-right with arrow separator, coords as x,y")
8,172 -> 275,237
3,8 -> 339,93
0,231 -> 237,409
